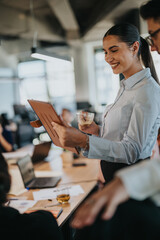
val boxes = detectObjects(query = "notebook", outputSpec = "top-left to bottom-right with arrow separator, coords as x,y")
17,155 -> 61,189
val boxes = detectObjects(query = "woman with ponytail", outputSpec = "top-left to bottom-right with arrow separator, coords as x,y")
52,23 -> 160,184
71,4 -> 160,240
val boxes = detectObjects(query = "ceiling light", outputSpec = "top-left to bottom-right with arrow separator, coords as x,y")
31,47 -> 71,62
30,0 -> 71,62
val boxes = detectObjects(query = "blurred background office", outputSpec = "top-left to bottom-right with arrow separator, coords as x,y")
0,0 -> 160,152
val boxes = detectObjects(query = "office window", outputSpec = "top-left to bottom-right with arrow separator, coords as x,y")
20,77 -> 49,104
18,59 -> 76,114
18,60 -> 45,78
94,49 -> 120,106
18,60 -> 48,104
46,59 -> 76,114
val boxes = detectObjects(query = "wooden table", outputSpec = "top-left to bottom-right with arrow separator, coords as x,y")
8,146 -> 100,227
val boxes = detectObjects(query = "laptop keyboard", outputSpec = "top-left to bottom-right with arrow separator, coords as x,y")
34,177 -> 51,185
28,177 -> 60,188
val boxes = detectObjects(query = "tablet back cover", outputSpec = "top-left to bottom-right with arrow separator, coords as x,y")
28,99 -> 79,154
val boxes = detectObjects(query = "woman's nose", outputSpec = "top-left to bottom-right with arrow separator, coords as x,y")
105,54 -> 113,63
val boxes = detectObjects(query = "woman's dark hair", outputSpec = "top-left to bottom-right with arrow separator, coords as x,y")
0,152 -> 11,205
103,23 -> 159,84
140,0 -> 160,21
0,113 -> 10,128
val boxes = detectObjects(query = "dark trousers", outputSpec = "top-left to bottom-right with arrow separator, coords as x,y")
101,158 -> 149,184
74,199 -> 160,240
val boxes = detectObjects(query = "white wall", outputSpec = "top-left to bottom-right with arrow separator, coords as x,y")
72,45 -> 89,102
84,40 -> 102,109
72,40 -> 103,108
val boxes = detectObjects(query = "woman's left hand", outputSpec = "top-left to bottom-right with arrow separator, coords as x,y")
51,122 -> 87,148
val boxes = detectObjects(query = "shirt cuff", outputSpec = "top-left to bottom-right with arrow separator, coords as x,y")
82,135 -> 100,158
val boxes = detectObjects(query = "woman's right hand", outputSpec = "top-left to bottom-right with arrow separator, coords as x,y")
79,121 -> 99,136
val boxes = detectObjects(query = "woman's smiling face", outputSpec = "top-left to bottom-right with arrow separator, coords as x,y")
103,35 -> 138,77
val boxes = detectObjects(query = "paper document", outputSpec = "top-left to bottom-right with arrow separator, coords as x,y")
26,206 -> 63,219
8,200 -> 37,213
33,185 -> 84,201
9,168 -> 27,195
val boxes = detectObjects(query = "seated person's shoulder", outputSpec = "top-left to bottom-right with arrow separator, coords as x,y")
0,205 -> 20,221
23,209 -> 55,223
22,209 -> 63,240
0,206 -> 63,240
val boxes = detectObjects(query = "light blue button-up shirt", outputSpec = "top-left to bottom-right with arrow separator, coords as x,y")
86,68 -> 160,164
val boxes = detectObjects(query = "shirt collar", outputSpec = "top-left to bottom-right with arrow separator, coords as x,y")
121,68 -> 151,89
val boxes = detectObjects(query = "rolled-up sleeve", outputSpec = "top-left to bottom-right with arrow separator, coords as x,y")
115,158 -> 160,203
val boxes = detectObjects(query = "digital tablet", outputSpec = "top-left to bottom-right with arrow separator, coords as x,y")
28,99 -> 79,154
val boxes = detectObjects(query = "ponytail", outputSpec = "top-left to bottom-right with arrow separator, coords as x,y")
140,37 -> 159,84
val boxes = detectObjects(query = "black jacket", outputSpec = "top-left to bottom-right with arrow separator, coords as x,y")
0,206 -> 63,240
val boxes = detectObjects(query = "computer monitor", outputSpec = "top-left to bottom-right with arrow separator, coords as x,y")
76,101 -> 91,110
13,104 -> 29,119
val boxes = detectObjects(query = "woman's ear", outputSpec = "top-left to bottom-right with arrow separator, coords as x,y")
132,41 -> 140,55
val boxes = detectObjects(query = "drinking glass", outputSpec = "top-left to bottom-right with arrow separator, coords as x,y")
76,111 -> 94,126
56,187 -> 70,204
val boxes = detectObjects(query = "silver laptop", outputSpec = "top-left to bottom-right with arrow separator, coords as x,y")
17,155 -> 61,189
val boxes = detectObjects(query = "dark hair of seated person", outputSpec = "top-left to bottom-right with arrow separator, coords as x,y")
0,152 -> 11,205
0,151 -> 63,240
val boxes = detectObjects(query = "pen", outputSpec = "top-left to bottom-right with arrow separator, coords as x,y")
8,198 -> 19,200
56,208 -> 63,218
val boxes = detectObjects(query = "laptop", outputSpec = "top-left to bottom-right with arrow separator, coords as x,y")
5,141 -> 52,165
32,141 -> 52,163
17,155 -> 61,189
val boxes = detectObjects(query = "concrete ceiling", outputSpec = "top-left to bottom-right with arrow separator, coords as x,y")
0,0 -> 147,55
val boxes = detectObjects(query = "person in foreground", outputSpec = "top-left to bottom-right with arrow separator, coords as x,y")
0,152 -> 63,240
52,22 -> 160,184
70,1 -> 160,239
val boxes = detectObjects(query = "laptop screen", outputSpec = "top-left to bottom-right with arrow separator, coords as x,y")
32,141 -> 51,163
17,155 -> 35,186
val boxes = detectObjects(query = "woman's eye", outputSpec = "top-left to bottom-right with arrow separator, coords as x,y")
111,49 -> 118,52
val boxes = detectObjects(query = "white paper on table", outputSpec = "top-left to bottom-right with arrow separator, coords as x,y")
68,185 -> 84,196
8,200 -> 37,213
9,168 -> 27,196
33,185 -> 84,201
3,151 -> 31,160
35,170 -> 62,178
